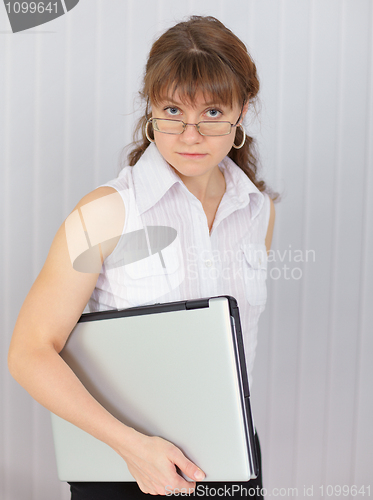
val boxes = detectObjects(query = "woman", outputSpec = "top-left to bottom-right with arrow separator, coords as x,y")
8,15 -> 276,499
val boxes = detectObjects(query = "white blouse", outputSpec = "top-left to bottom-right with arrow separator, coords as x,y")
88,143 -> 270,384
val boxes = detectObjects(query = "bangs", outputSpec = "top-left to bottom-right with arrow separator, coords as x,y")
147,51 -> 242,108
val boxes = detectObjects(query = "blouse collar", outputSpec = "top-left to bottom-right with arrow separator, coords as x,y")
130,143 -> 264,219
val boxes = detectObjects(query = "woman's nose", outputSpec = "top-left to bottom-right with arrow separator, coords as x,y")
180,123 -> 202,144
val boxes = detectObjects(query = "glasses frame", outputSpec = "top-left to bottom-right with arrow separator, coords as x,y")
147,104 -> 244,138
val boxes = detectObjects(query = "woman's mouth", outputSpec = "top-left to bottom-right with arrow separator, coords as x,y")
177,152 -> 207,159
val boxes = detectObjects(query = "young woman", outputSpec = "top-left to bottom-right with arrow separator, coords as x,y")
8,15 -> 276,499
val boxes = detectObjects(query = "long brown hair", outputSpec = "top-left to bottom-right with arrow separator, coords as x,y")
127,15 -> 277,200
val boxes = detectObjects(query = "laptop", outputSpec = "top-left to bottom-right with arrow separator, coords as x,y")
51,295 -> 259,482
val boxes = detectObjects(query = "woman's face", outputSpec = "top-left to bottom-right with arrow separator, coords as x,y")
150,91 -> 248,182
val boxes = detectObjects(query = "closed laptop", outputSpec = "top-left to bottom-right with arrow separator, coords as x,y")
51,295 -> 259,482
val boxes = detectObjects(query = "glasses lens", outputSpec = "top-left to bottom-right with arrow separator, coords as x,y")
198,121 -> 232,136
152,119 -> 184,134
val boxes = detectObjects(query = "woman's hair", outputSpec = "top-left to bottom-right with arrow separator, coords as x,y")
127,15 -> 277,199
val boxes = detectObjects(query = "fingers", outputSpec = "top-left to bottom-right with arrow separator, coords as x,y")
119,433 -> 205,496
168,446 -> 205,497
130,462 -> 195,496
173,450 -> 205,482
132,452 -> 201,496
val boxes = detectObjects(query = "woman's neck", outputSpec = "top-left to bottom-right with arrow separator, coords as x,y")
171,165 -> 226,205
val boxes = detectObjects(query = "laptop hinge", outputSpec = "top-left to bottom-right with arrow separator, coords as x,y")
185,299 -> 209,310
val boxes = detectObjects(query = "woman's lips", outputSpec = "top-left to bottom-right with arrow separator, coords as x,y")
177,153 -> 207,159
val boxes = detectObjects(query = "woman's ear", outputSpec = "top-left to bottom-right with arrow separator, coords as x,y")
239,100 -> 250,124
146,99 -> 152,119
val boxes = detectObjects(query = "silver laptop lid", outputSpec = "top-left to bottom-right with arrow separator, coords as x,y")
51,295 -> 258,482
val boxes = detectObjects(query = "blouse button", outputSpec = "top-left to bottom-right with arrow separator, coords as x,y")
205,259 -> 213,267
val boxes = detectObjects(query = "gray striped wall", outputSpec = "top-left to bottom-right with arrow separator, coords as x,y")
1,1 -> 372,498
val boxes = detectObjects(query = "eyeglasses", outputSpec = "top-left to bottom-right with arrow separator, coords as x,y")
147,106 -> 244,137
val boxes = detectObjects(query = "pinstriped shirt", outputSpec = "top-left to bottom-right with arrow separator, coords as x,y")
88,143 -> 270,383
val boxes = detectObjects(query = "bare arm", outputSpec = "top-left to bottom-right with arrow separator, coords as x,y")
8,187 -> 204,495
265,197 -> 276,254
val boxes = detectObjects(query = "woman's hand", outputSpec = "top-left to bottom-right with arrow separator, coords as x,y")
116,428 -> 205,496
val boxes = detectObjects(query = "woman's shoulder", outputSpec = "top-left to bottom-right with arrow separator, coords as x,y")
74,185 -> 121,206
65,186 -> 126,271
72,185 -> 126,227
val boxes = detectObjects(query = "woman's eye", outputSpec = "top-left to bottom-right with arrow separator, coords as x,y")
206,109 -> 222,119
165,107 -> 180,116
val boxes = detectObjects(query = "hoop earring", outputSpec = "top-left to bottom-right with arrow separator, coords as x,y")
232,125 -> 246,149
145,120 -> 155,143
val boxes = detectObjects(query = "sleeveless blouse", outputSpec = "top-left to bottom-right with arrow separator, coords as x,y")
88,143 -> 270,385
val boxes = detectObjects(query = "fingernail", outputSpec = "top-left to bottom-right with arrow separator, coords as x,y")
194,468 -> 205,480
